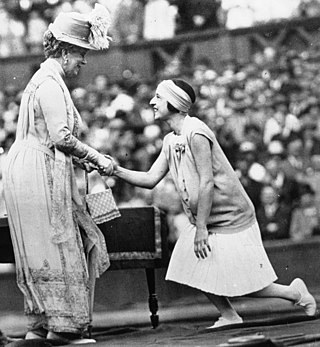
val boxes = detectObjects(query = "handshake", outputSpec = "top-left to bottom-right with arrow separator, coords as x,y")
98,155 -> 118,176
78,154 -> 118,176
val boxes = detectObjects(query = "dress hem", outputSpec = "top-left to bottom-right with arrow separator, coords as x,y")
165,276 -> 278,297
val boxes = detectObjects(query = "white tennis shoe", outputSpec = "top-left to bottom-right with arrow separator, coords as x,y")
290,278 -> 317,316
206,316 -> 243,329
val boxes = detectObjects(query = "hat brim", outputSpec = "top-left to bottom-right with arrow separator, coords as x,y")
49,23 -> 98,51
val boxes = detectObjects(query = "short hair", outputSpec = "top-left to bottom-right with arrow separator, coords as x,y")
167,79 -> 196,113
43,30 -> 83,58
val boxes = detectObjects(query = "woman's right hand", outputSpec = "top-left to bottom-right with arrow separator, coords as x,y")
97,155 -> 113,176
104,155 -> 118,171
194,226 -> 211,259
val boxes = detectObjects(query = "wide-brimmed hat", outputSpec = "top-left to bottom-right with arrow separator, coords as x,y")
48,3 -> 112,50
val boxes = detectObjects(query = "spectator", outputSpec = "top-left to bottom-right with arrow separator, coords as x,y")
1,0 -> 320,50
263,153 -> 300,207
0,7 -> 26,57
215,122 -> 239,167
235,142 -> 265,211
143,0 -> 177,40
243,122 -> 266,158
264,99 -> 300,145
26,10 -> 48,54
256,185 -> 291,240
281,132 -> 307,182
304,153 -> 320,211
221,0 -> 255,29
112,0 -> 144,43
172,0 -> 222,33
289,183 -> 320,240
0,7 -> 12,57
2,18 -> 320,243
87,73 -> 111,101
300,121 -> 320,164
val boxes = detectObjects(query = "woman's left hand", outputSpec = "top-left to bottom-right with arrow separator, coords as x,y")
194,226 -> 211,259
73,158 -> 98,172
83,162 -> 98,173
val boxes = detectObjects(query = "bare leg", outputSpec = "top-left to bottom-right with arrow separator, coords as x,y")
203,292 -> 241,320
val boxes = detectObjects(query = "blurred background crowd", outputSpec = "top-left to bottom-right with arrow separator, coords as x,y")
1,0 -> 320,56
1,0 -> 320,249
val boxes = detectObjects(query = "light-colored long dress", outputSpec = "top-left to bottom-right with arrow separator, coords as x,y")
3,59 -> 109,334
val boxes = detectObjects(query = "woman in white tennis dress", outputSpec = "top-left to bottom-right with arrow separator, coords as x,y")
109,78 -> 317,329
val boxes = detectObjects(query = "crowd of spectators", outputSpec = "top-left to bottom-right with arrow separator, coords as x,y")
2,0 -> 320,57
2,41 -> 320,247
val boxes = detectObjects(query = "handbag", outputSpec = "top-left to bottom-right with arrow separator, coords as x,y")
84,172 -> 121,224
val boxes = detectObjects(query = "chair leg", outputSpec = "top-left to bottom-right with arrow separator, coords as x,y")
145,268 -> 159,328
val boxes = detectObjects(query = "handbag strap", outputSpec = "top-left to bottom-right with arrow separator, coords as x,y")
85,171 -> 89,195
85,171 -> 110,194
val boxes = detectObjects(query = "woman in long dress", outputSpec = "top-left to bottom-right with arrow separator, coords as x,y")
107,79 -> 317,329
3,5 -> 113,344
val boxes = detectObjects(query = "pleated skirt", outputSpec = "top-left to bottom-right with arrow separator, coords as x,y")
165,221 -> 277,297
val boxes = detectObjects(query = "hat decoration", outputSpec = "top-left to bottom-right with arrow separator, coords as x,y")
88,3 -> 112,50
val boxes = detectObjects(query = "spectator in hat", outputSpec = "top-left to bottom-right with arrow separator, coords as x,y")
2,4 -> 113,344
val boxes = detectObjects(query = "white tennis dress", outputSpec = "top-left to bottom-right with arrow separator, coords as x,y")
163,116 -> 277,296
166,221 -> 277,296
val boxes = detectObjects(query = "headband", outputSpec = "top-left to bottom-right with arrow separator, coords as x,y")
156,80 -> 192,113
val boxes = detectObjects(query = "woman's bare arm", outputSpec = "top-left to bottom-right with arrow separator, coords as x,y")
113,149 -> 169,189
190,133 -> 214,259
